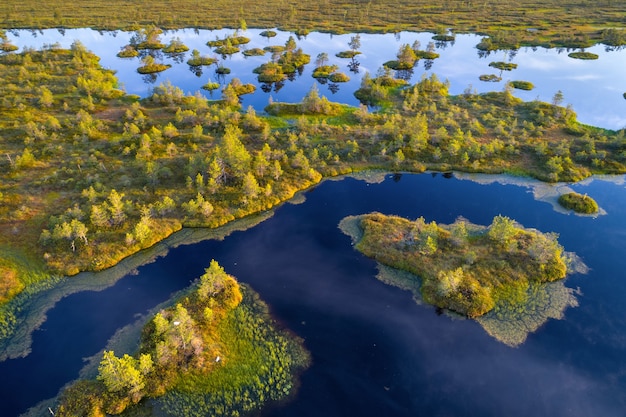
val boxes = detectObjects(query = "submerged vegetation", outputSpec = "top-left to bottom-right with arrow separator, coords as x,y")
340,213 -> 583,344
55,261 -> 309,416
558,192 -> 599,214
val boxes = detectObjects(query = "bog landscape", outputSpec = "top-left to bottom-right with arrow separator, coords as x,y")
0,2 -> 625,416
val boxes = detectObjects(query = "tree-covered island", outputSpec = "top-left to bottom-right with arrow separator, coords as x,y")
54,260 -> 309,416
0,36 -> 621,355
340,213 -> 585,345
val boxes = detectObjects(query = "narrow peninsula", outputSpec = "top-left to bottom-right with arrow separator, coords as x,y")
55,260 -> 309,416
340,213 -> 585,345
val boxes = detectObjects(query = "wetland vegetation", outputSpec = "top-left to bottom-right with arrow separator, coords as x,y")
558,192 -> 599,214
2,0 -> 626,51
0,1 -> 625,414
0,35 -> 624,349
340,213 -> 583,345
55,261 -> 309,416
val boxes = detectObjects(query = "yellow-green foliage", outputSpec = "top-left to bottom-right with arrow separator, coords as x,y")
0,44 -> 624,318
558,192 -> 599,214
1,1 -> 624,51
347,213 -> 569,318
55,262 -> 309,416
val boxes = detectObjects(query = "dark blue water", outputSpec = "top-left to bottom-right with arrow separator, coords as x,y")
2,173 -> 626,416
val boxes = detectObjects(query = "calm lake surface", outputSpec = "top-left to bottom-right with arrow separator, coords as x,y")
5,28 -> 626,129
2,172 -> 626,416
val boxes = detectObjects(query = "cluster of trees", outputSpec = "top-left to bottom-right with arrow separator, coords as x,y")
253,36 -> 310,83
56,261 -> 309,416
351,212 -> 568,317
0,41 -> 624,314
57,260 -> 242,415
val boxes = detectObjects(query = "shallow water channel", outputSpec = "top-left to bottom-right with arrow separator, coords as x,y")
2,173 -> 626,416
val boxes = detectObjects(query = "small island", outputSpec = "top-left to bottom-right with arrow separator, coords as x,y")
510,80 -> 534,90
54,261 -> 309,416
558,192 -> 599,214
340,213 -> 584,345
568,51 -> 599,60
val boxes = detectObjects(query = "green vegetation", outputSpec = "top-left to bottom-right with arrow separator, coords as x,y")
0,44 -> 625,348
329,72 -> 350,83
340,213 -> 585,346
312,65 -> 339,79
384,41 -> 439,70
130,26 -> 166,50
117,45 -> 138,58
415,50 -> 439,59
227,78 -> 256,96
163,37 -> 189,54
214,43 -> 240,56
137,55 -> 170,74
187,49 -> 217,66
341,213 -> 571,318
336,51 -> 361,58
0,30 -> 18,52
266,84 -> 346,116
259,30 -> 277,38
254,36 -> 310,82
489,61 -> 518,71
558,192 -> 599,214
2,0 -> 625,50
353,69 -> 407,105
215,65 -> 231,74
253,62 -> 285,82
432,34 -> 455,42
55,261 -> 309,416
568,51 -> 599,60
201,81 -> 220,91
479,74 -> 502,82
242,47 -> 266,57
510,80 -> 534,90
207,36 -> 250,47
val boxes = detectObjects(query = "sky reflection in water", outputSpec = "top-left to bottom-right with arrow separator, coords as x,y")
6,28 -> 626,129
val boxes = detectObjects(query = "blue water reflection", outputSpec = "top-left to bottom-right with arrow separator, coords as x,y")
6,28 -> 626,129
1,173 -> 626,416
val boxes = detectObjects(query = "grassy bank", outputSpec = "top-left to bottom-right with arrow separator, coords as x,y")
1,1 -> 626,49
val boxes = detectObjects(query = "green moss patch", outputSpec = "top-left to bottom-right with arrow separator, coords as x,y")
568,51 -> 599,60
558,192 -> 599,214
510,80 -> 534,90
55,263 -> 309,416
